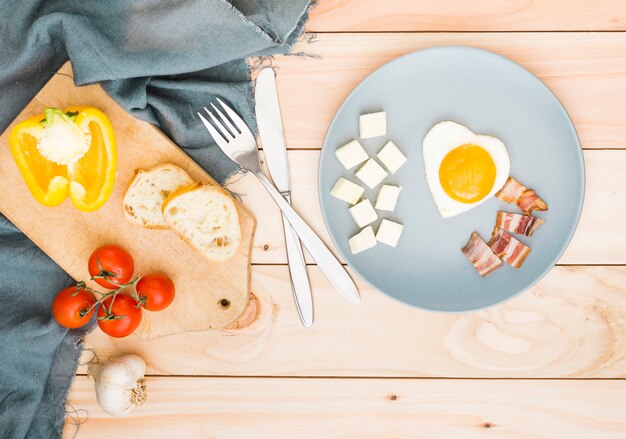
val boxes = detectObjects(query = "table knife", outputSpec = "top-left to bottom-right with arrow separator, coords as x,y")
255,67 -> 314,327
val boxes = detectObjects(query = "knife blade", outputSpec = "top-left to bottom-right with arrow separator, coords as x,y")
255,67 -> 314,327
255,68 -> 290,193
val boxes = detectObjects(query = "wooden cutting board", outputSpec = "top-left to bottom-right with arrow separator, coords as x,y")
0,63 -> 255,340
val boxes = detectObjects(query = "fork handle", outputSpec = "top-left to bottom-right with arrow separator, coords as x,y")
255,171 -> 360,304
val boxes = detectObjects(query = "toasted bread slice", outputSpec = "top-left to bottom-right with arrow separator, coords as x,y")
162,184 -> 241,263
123,163 -> 194,228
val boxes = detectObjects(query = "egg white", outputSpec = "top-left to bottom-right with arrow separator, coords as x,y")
423,121 -> 510,218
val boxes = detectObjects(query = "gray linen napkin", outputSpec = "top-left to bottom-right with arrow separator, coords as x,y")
0,1 -> 312,437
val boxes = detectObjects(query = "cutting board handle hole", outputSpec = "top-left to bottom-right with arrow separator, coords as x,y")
218,298 -> 231,309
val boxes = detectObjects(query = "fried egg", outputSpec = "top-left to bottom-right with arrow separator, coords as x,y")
423,121 -> 510,218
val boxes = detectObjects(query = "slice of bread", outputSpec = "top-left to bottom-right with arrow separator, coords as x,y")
123,163 -> 194,228
162,184 -> 241,263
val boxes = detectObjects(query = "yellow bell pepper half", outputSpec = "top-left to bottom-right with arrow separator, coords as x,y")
9,106 -> 117,212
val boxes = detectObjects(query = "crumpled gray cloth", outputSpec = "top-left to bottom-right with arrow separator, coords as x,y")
0,1 -> 312,437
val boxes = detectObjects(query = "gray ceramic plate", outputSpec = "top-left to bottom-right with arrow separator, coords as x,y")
319,46 -> 585,312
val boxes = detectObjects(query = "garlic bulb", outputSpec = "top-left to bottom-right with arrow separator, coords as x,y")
88,354 -> 147,417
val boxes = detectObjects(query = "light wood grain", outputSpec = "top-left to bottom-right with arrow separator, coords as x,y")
79,265 -> 626,378
272,32 -> 626,150
308,0 -> 626,31
60,7 -> 626,438
235,150 -> 626,265
0,64 -> 256,337
64,376 -> 626,438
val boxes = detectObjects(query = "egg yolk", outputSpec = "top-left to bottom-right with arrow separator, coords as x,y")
439,144 -> 496,203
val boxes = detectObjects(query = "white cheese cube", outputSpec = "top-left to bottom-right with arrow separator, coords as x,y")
359,111 -> 386,139
335,140 -> 369,170
375,185 -> 402,211
330,178 -> 364,205
349,199 -> 378,228
349,226 -> 377,254
376,219 -> 403,247
377,141 -> 407,174
355,158 -> 388,189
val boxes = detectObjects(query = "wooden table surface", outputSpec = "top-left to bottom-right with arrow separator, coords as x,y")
64,1 -> 626,437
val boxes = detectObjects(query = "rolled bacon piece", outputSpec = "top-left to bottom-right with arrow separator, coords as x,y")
487,227 -> 531,268
495,177 -> 526,203
461,232 -> 503,277
517,190 -> 548,215
496,211 -> 544,237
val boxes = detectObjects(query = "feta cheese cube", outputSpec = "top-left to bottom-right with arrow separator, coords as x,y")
375,185 -> 402,211
355,158 -> 388,189
330,178 -> 364,205
349,226 -> 377,254
335,140 -> 369,170
377,141 -> 407,174
359,111 -> 386,138
349,199 -> 378,228
376,219 -> 403,247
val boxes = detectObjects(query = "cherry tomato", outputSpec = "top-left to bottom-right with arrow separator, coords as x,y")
135,273 -> 175,311
97,294 -> 142,338
52,286 -> 96,329
88,245 -> 134,289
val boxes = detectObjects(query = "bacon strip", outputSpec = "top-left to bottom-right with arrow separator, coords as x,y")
496,176 -> 548,214
495,177 -> 526,203
517,190 -> 548,214
487,228 -> 531,268
496,211 -> 544,237
461,232 -> 503,277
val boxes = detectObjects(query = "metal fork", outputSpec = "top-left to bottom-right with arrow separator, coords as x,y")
198,99 -> 360,304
